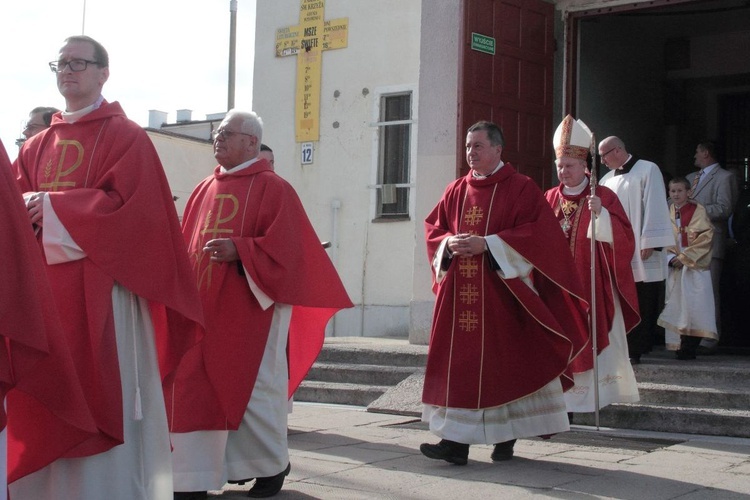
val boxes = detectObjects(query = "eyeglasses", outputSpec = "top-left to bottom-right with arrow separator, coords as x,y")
212,127 -> 254,140
599,146 -> 617,159
49,59 -> 100,73
23,121 -> 46,131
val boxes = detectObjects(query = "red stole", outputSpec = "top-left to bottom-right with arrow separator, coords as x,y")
12,102 -> 203,459
424,165 -> 588,409
674,202 -> 697,248
545,183 -> 640,373
169,161 -> 352,431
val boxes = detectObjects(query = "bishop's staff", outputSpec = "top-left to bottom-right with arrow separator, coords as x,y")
588,130 -> 601,430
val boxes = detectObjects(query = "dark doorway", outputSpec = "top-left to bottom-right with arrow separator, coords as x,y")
567,0 -> 750,350
571,0 -> 750,180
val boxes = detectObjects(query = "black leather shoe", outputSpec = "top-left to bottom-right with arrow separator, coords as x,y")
675,350 -> 696,360
696,345 -> 718,356
247,462 -> 291,498
419,439 -> 469,465
491,439 -> 516,461
174,492 -> 207,500
228,477 -> 254,486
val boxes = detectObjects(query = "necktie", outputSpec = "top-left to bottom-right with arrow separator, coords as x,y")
691,170 -> 703,192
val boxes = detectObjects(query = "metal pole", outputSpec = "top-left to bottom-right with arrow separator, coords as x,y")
228,0 -> 238,111
82,0 -> 87,34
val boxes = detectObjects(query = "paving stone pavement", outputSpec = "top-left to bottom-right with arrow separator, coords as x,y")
206,402 -> 750,499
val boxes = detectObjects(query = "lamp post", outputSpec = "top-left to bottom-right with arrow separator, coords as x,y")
228,0 -> 238,111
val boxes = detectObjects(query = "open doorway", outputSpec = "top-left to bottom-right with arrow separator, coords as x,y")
569,0 -> 750,182
566,0 -> 750,349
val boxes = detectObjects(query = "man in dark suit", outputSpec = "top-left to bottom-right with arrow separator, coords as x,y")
687,141 -> 739,352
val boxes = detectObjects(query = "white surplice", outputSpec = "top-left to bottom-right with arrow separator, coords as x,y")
600,159 -> 674,283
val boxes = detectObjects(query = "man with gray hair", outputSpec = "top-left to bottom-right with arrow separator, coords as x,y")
170,110 -> 352,499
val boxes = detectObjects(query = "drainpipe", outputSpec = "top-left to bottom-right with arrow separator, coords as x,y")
330,199 -> 341,336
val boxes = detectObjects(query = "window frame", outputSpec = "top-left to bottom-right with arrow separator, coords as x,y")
369,85 -> 418,221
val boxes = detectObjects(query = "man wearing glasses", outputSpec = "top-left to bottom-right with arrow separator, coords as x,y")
169,110 -> 351,499
599,136 -> 673,365
10,35 -> 203,499
21,106 -> 59,141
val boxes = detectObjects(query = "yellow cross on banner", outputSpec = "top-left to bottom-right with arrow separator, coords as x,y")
275,0 -> 349,142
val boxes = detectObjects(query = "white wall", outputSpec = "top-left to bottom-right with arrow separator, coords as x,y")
147,132 -> 216,217
409,1 -> 462,344
254,1 -> 423,337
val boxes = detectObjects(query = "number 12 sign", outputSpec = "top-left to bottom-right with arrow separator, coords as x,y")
301,142 -> 314,165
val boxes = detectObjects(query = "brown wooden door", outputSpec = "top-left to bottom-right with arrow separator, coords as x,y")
458,0 -> 555,189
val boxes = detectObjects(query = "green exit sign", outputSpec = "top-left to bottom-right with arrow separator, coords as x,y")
471,32 -> 495,55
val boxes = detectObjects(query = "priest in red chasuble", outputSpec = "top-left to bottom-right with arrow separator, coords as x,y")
1,138 -> 98,491
544,115 -> 640,414
170,110 -> 352,499
10,36 -> 204,499
420,121 -> 589,466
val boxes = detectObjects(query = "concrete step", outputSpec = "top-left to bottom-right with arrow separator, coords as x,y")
570,403 -> 750,438
295,380 -> 392,407
314,342 -> 427,367
633,361 -> 750,387
307,362 -> 417,385
637,382 -> 750,409
301,339 -> 750,438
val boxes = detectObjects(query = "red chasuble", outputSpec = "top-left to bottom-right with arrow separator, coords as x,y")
544,183 -> 640,373
12,102 -> 204,460
168,161 -> 353,431
1,140 -> 98,482
423,165 -> 589,410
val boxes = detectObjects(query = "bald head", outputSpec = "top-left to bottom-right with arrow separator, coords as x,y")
598,136 -> 628,170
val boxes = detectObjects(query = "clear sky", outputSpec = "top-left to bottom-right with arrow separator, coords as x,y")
1,0 -> 256,159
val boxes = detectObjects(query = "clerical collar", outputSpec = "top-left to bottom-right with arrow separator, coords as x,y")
62,95 -> 104,124
472,161 -> 504,179
613,154 -> 636,176
220,156 -> 261,174
562,176 -> 589,196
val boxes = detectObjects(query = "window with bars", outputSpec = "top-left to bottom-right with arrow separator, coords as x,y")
375,92 -> 412,219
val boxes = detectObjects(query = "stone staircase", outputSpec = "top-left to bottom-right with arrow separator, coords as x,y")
570,348 -> 750,438
295,338 -> 427,407
296,337 -> 750,438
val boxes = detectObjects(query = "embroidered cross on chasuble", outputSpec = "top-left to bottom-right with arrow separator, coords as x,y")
423,165 -> 590,411
452,189 -> 496,336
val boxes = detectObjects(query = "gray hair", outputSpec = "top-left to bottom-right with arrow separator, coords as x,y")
225,109 -> 263,144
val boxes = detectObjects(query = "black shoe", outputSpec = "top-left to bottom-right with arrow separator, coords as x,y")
174,492 -> 207,500
228,477 -> 254,486
675,350 -> 697,360
696,346 -> 718,356
629,355 -> 641,365
419,439 -> 469,465
491,439 -> 516,462
247,462 -> 290,498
